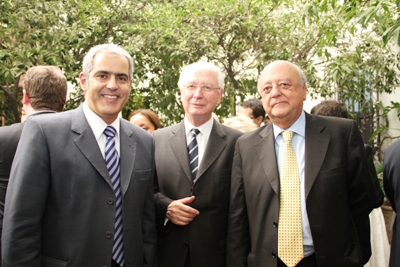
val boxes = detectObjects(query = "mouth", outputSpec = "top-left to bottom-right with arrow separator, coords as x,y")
103,95 -> 119,100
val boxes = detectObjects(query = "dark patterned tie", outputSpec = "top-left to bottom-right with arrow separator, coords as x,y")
104,126 -> 124,267
188,128 -> 200,180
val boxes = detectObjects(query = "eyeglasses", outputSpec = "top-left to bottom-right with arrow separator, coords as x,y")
184,84 -> 219,94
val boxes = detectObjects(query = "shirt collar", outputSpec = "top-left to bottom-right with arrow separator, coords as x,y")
273,111 -> 306,138
184,116 -> 214,138
82,101 -> 120,141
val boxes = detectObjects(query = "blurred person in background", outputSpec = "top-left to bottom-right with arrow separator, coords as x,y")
129,109 -> 162,133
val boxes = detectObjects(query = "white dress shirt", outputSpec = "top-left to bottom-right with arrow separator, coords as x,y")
82,101 -> 120,158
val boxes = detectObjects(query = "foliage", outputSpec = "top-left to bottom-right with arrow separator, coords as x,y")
357,0 -> 400,46
0,0 -> 146,124
1,0 -> 399,132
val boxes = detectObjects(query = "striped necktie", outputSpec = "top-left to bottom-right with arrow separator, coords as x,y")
188,128 -> 200,180
104,126 -> 124,267
278,130 -> 303,267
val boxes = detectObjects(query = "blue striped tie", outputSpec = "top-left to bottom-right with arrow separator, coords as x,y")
104,126 -> 124,267
188,129 -> 200,180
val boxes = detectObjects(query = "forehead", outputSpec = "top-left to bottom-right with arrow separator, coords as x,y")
92,53 -> 129,73
260,62 -> 300,84
185,69 -> 218,83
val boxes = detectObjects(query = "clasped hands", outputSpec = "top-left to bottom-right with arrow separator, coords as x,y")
166,196 -> 200,226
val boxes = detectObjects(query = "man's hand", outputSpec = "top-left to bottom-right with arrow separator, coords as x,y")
166,196 -> 200,226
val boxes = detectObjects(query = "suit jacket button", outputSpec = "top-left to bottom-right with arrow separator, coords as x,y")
271,252 -> 277,259
183,243 -> 189,249
108,198 -> 114,205
105,231 -> 112,239
273,222 -> 278,228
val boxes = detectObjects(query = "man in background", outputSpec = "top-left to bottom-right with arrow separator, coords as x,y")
2,44 -> 157,266
0,65 -> 68,259
238,98 -> 265,127
153,61 -> 242,267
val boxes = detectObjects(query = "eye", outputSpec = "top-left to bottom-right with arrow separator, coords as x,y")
262,86 -> 272,94
117,75 -> 128,82
280,83 -> 290,88
186,84 -> 196,90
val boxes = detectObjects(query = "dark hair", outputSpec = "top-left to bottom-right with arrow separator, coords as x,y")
23,66 -> 68,112
310,100 -> 349,119
240,98 -> 266,119
128,109 -> 162,130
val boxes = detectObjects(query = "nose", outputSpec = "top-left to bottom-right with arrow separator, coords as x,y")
107,75 -> 119,90
192,86 -> 204,98
270,84 -> 281,97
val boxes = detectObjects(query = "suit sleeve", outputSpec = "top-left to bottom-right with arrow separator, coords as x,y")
226,140 -> 250,267
346,121 -> 377,264
2,119 -> 49,266
364,144 -> 384,208
142,138 -> 158,267
347,121 -> 376,220
383,141 -> 398,212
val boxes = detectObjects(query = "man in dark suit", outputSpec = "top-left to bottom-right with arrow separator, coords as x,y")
227,60 -> 377,267
383,139 -> 400,267
153,61 -> 242,267
0,65 -> 68,246
2,44 -> 157,267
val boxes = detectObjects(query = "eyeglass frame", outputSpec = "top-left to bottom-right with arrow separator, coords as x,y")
183,83 -> 221,94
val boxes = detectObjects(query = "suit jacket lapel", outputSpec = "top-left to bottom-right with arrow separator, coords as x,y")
304,114 -> 330,198
169,122 -> 193,182
72,106 -> 112,188
119,120 -> 136,195
256,123 -> 280,195
197,122 -> 227,178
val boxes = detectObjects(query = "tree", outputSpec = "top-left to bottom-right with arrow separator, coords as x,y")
0,0 -> 147,124
1,0 -> 399,141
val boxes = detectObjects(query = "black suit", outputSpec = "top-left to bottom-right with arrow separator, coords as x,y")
0,112 -> 56,251
383,139 -> 400,267
227,113 -> 377,267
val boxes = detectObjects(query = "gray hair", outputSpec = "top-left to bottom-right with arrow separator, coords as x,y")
178,61 -> 225,90
82,43 -> 134,79
257,60 -> 307,92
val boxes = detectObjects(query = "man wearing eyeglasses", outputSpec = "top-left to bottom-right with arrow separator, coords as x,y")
153,61 -> 242,267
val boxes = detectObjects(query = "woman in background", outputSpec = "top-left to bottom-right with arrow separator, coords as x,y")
128,109 -> 162,133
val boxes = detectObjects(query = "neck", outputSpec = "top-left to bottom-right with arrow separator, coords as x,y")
186,114 -> 212,127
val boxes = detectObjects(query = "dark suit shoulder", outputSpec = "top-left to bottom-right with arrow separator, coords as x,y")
120,118 -> 154,142
385,139 -> 400,155
0,123 -> 24,141
236,125 -> 266,143
152,122 -> 182,138
218,123 -> 243,139
307,113 -> 355,129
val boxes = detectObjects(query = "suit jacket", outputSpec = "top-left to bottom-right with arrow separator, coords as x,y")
2,106 -> 157,267
153,121 -> 242,267
364,144 -> 384,208
227,113 -> 377,267
383,139 -> 400,267
0,111 -> 55,236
